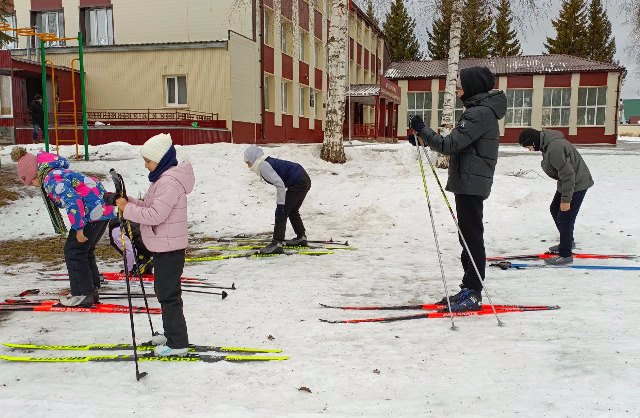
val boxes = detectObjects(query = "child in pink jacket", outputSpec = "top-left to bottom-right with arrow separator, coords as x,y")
116,133 -> 195,357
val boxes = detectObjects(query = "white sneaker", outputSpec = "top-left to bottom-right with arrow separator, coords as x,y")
151,333 -> 167,345
59,293 -> 95,307
154,344 -> 189,357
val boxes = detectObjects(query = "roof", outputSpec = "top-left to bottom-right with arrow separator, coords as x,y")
622,99 -> 640,119
385,55 -> 626,80
347,84 -> 380,97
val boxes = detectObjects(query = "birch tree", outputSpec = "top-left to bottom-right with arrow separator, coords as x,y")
320,0 -> 349,163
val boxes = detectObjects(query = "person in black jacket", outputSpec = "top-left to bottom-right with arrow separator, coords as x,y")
28,94 -> 45,144
408,66 -> 507,312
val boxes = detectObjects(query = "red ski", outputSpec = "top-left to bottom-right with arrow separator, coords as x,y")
320,303 -> 560,311
487,253 -> 637,261
44,272 -> 207,284
319,305 -> 560,323
0,300 -> 162,314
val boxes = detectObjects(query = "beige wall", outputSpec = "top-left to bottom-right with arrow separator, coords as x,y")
12,0 -> 253,48
41,47 -> 231,119
230,33 -> 260,127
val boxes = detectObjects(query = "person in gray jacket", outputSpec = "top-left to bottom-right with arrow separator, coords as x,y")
518,128 -> 594,265
244,146 -> 311,254
409,66 -> 507,312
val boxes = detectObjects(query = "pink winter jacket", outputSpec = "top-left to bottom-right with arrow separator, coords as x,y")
123,162 -> 195,253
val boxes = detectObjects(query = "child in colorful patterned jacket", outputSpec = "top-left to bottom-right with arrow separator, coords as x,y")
11,147 -> 117,307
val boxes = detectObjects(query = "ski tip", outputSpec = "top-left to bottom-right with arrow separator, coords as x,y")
318,318 -> 339,324
221,291 -> 228,300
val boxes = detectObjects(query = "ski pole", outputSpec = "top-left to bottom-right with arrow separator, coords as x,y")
416,139 -> 504,326
414,139 -> 457,330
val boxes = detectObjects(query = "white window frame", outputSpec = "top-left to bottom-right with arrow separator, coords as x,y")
2,13 -> 19,49
407,92 -> 432,128
280,21 -> 292,55
0,75 -> 13,117
299,30 -> 308,62
264,76 -> 271,111
505,89 -> 533,127
577,87 -> 607,126
542,88 -> 571,127
35,10 -> 65,47
165,75 -> 188,107
281,80 -> 289,114
84,7 -> 114,46
263,10 -> 273,47
299,85 -> 307,117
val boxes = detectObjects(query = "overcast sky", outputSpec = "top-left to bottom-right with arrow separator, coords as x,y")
376,0 -> 639,98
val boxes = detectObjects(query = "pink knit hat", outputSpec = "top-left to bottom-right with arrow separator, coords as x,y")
15,151 -> 38,185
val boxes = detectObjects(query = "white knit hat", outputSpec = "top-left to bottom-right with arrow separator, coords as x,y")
141,133 -> 173,163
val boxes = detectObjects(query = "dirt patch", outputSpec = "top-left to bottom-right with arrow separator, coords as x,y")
0,235 -> 120,267
0,165 -> 25,207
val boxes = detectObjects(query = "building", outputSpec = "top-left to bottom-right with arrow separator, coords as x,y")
386,55 -> 625,144
1,0 -> 397,146
622,99 -> 640,124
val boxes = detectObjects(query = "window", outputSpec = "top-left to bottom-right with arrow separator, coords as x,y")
299,85 -> 307,117
281,80 -> 290,113
263,10 -> 274,46
280,21 -> 292,55
407,92 -> 432,128
165,76 -> 187,106
577,87 -> 607,126
1,13 -> 18,49
314,40 -> 323,68
505,89 -> 533,127
0,75 -> 13,116
299,30 -> 308,62
264,76 -> 272,111
35,11 -> 65,46
314,90 -> 323,119
542,88 -> 571,127
438,92 -> 465,125
84,7 -> 113,46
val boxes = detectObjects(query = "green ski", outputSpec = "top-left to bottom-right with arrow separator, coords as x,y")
3,342 -> 283,354
0,353 -> 289,363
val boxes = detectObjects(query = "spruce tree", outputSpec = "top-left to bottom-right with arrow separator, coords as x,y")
382,0 -> 423,61
0,0 -> 14,46
584,0 -> 615,62
460,0 -> 493,58
365,0 -> 379,28
489,0 -> 522,57
544,0 -> 588,56
427,0 -> 452,60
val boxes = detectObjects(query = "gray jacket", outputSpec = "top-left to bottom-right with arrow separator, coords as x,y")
539,130 -> 594,203
417,90 -> 507,198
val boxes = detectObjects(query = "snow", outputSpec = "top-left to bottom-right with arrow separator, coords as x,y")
0,138 -> 639,417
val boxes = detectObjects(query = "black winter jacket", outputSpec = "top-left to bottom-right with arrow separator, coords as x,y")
416,90 -> 507,198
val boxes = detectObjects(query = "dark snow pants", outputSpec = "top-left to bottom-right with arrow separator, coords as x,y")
273,172 -> 311,242
64,220 -> 109,296
550,189 -> 587,257
455,194 -> 486,292
153,249 -> 189,349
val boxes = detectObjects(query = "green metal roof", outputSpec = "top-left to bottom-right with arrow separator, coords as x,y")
623,99 -> 640,120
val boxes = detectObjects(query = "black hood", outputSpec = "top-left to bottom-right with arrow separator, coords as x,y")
460,66 -> 496,102
464,90 -> 507,120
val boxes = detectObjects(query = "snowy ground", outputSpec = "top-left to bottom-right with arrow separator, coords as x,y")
0,138 -> 639,417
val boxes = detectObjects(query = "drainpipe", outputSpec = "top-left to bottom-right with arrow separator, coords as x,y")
258,0 -> 265,143
614,71 -> 622,143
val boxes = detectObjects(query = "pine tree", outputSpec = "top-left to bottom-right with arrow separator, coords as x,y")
460,0 -> 493,58
489,0 -> 522,57
544,0 -> 588,56
584,0 -> 615,62
382,0 -> 423,61
365,0 -> 379,27
427,0 -> 453,60
0,0 -> 15,46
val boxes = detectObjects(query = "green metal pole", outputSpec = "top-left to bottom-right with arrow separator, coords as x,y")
78,32 -> 89,161
40,39 -> 49,152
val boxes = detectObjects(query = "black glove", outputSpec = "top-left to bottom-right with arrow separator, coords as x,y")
103,192 -> 118,206
275,204 -> 286,219
409,115 -> 426,133
407,134 -> 417,146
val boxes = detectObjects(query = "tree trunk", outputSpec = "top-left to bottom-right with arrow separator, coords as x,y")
320,0 -> 348,164
436,0 -> 463,169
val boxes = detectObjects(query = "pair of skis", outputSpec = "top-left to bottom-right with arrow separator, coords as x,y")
0,300 -> 162,314
186,249 -> 333,263
487,252 -> 639,271
1,342 -> 288,363
318,302 -> 560,323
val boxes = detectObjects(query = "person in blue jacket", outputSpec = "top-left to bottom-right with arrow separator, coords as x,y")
244,146 -> 311,254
